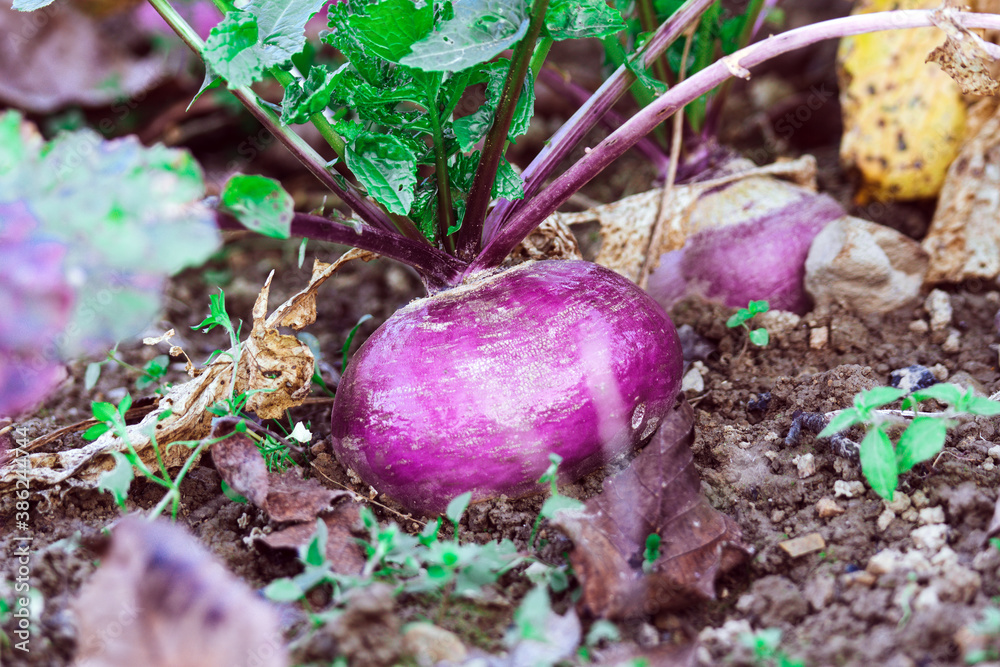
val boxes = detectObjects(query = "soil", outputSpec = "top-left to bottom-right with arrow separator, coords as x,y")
4,3 -> 1000,667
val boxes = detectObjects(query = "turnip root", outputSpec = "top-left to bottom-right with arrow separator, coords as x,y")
331,260 -> 683,516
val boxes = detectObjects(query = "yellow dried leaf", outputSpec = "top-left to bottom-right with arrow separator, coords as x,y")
838,0 -> 967,201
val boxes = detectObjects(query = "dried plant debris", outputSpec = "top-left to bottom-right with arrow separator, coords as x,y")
551,402 -> 752,619
923,99 -> 1000,283
0,251 -> 366,492
927,7 -> 1000,96
73,516 -> 287,667
259,502 -> 368,576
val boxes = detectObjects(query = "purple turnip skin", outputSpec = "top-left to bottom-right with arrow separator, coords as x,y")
331,260 -> 684,516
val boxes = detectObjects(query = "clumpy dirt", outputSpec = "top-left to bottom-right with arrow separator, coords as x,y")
6,4 -> 1000,667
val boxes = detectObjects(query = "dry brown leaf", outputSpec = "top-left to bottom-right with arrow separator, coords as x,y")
923,99 -> 1000,284
0,249 -> 369,493
928,8 -> 1000,96
558,156 -> 818,283
259,501 -> 368,575
552,402 -> 751,619
210,424 -> 270,508
265,468 -> 339,523
73,516 -> 287,667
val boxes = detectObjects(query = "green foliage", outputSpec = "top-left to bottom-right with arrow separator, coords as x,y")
726,299 -> 770,347
966,607 -> 1000,664
819,384 -> 1000,501
341,314 -> 373,372
530,453 -> 586,546
86,348 -> 172,394
219,174 -> 294,239
204,0 -> 328,88
739,627 -> 804,667
545,0 -> 626,40
642,533 -> 661,573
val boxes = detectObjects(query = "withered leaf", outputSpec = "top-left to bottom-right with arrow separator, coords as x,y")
259,501 -> 368,575
265,468 -> 340,523
74,516 -> 287,667
211,421 -> 269,508
928,8 -> 1000,96
552,402 -> 751,619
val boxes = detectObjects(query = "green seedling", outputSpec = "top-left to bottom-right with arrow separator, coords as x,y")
530,453 -> 586,547
192,288 -> 243,401
739,627 -> 804,667
819,384 -> 1000,500
965,606 -> 1000,664
726,299 -> 770,347
642,533 -> 661,574
341,314 -> 373,372
86,347 -> 173,394
87,393 -> 238,520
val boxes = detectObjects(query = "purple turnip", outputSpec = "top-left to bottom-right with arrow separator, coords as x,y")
331,260 -> 683,516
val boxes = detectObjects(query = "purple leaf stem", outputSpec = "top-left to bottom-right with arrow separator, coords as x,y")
481,0 -> 715,240
536,67 -> 671,176
470,9 -> 1000,273
216,212 -> 466,291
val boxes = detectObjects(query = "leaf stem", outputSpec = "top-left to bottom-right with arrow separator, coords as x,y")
454,0 -> 551,261
426,75 -> 456,251
470,9 -> 1000,272
146,0 -> 401,236
482,0 -> 714,241
216,211 -> 466,291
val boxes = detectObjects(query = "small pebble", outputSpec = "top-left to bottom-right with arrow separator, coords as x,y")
911,490 -> 930,509
984,460 -> 995,472
809,326 -> 829,349
908,319 -> 930,333
889,366 -> 936,393
911,524 -> 949,552
989,445 -> 1000,460
885,491 -> 912,514
842,571 -> 877,588
770,509 -> 786,523
834,480 -> 866,498
778,533 -> 826,558
636,622 -> 659,648
793,453 -> 816,479
919,506 -> 946,525
867,549 -> 902,575
929,363 -> 950,381
816,497 -> 845,518
900,508 -> 919,523
403,624 -> 467,667
925,289 -> 953,331
877,508 -> 896,532
942,329 -> 962,353
681,365 -> 705,393
913,586 -> 941,611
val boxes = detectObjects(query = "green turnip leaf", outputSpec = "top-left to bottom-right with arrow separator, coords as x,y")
345,133 -> 418,215
545,0 -> 625,41
220,174 -> 294,239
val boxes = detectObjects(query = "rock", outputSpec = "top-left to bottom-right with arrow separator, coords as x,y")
889,366 -> 936,393
911,490 -> 930,509
809,326 -> 829,349
834,480 -> 867,498
913,586 -> 941,611
919,506 -> 946,525
924,289 -> 953,331
778,533 -> 826,558
805,216 -> 929,314
803,573 -> 836,611
746,575 -> 810,625
942,329 -> 962,353
816,497 -> 845,518
757,310 -> 801,337
328,584 -> 403,667
909,319 -> 930,333
932,563 -> 981,603
901,508 -> 919,523
885,491 -> 912,514
877,507 -> 896,532
681,361 -> 706,393
989,445 -> 1000,460
793,453 -> 817,479
402,624 -> 466,667
911,524 -> 949,552
867,549 -> 903,575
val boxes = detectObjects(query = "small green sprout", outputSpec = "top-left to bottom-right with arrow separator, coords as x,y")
530,453 -> 585,547
819,384 -> 1000,500
85,346 -> 172,394
341,313 -> 373,371
726,299 -> 770,347
964,606 -> 1000,664
192,288 -> 243,401
642,533 -> 661,574
739,628 -> 804,667
87,393 -> 237,520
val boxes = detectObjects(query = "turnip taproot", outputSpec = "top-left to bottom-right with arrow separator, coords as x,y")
331,260 -> 683,516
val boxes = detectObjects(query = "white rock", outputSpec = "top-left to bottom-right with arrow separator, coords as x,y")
918,506 -> 946,525
898,550 -> 933,573
988,445 -> 1000,460
984,459 -> 995,472
877,507 -> 896,532
816,497 -> 845,518
885,492 -> 911,514
908,319 -> 930,333
900,508 -> 919,523
924,289 -> 953,331
757,310 -> 801,336
793,453 -> 817,479
681,366 -> 705,393
834,480 -> 867,498
809,326 -> 829,349
913,586 -> 941,611
911,524 -> 949,552
942,329 -> 962,353
868,548 -> 903,575
805,216 -> 929,315
911,490 -> 930,509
